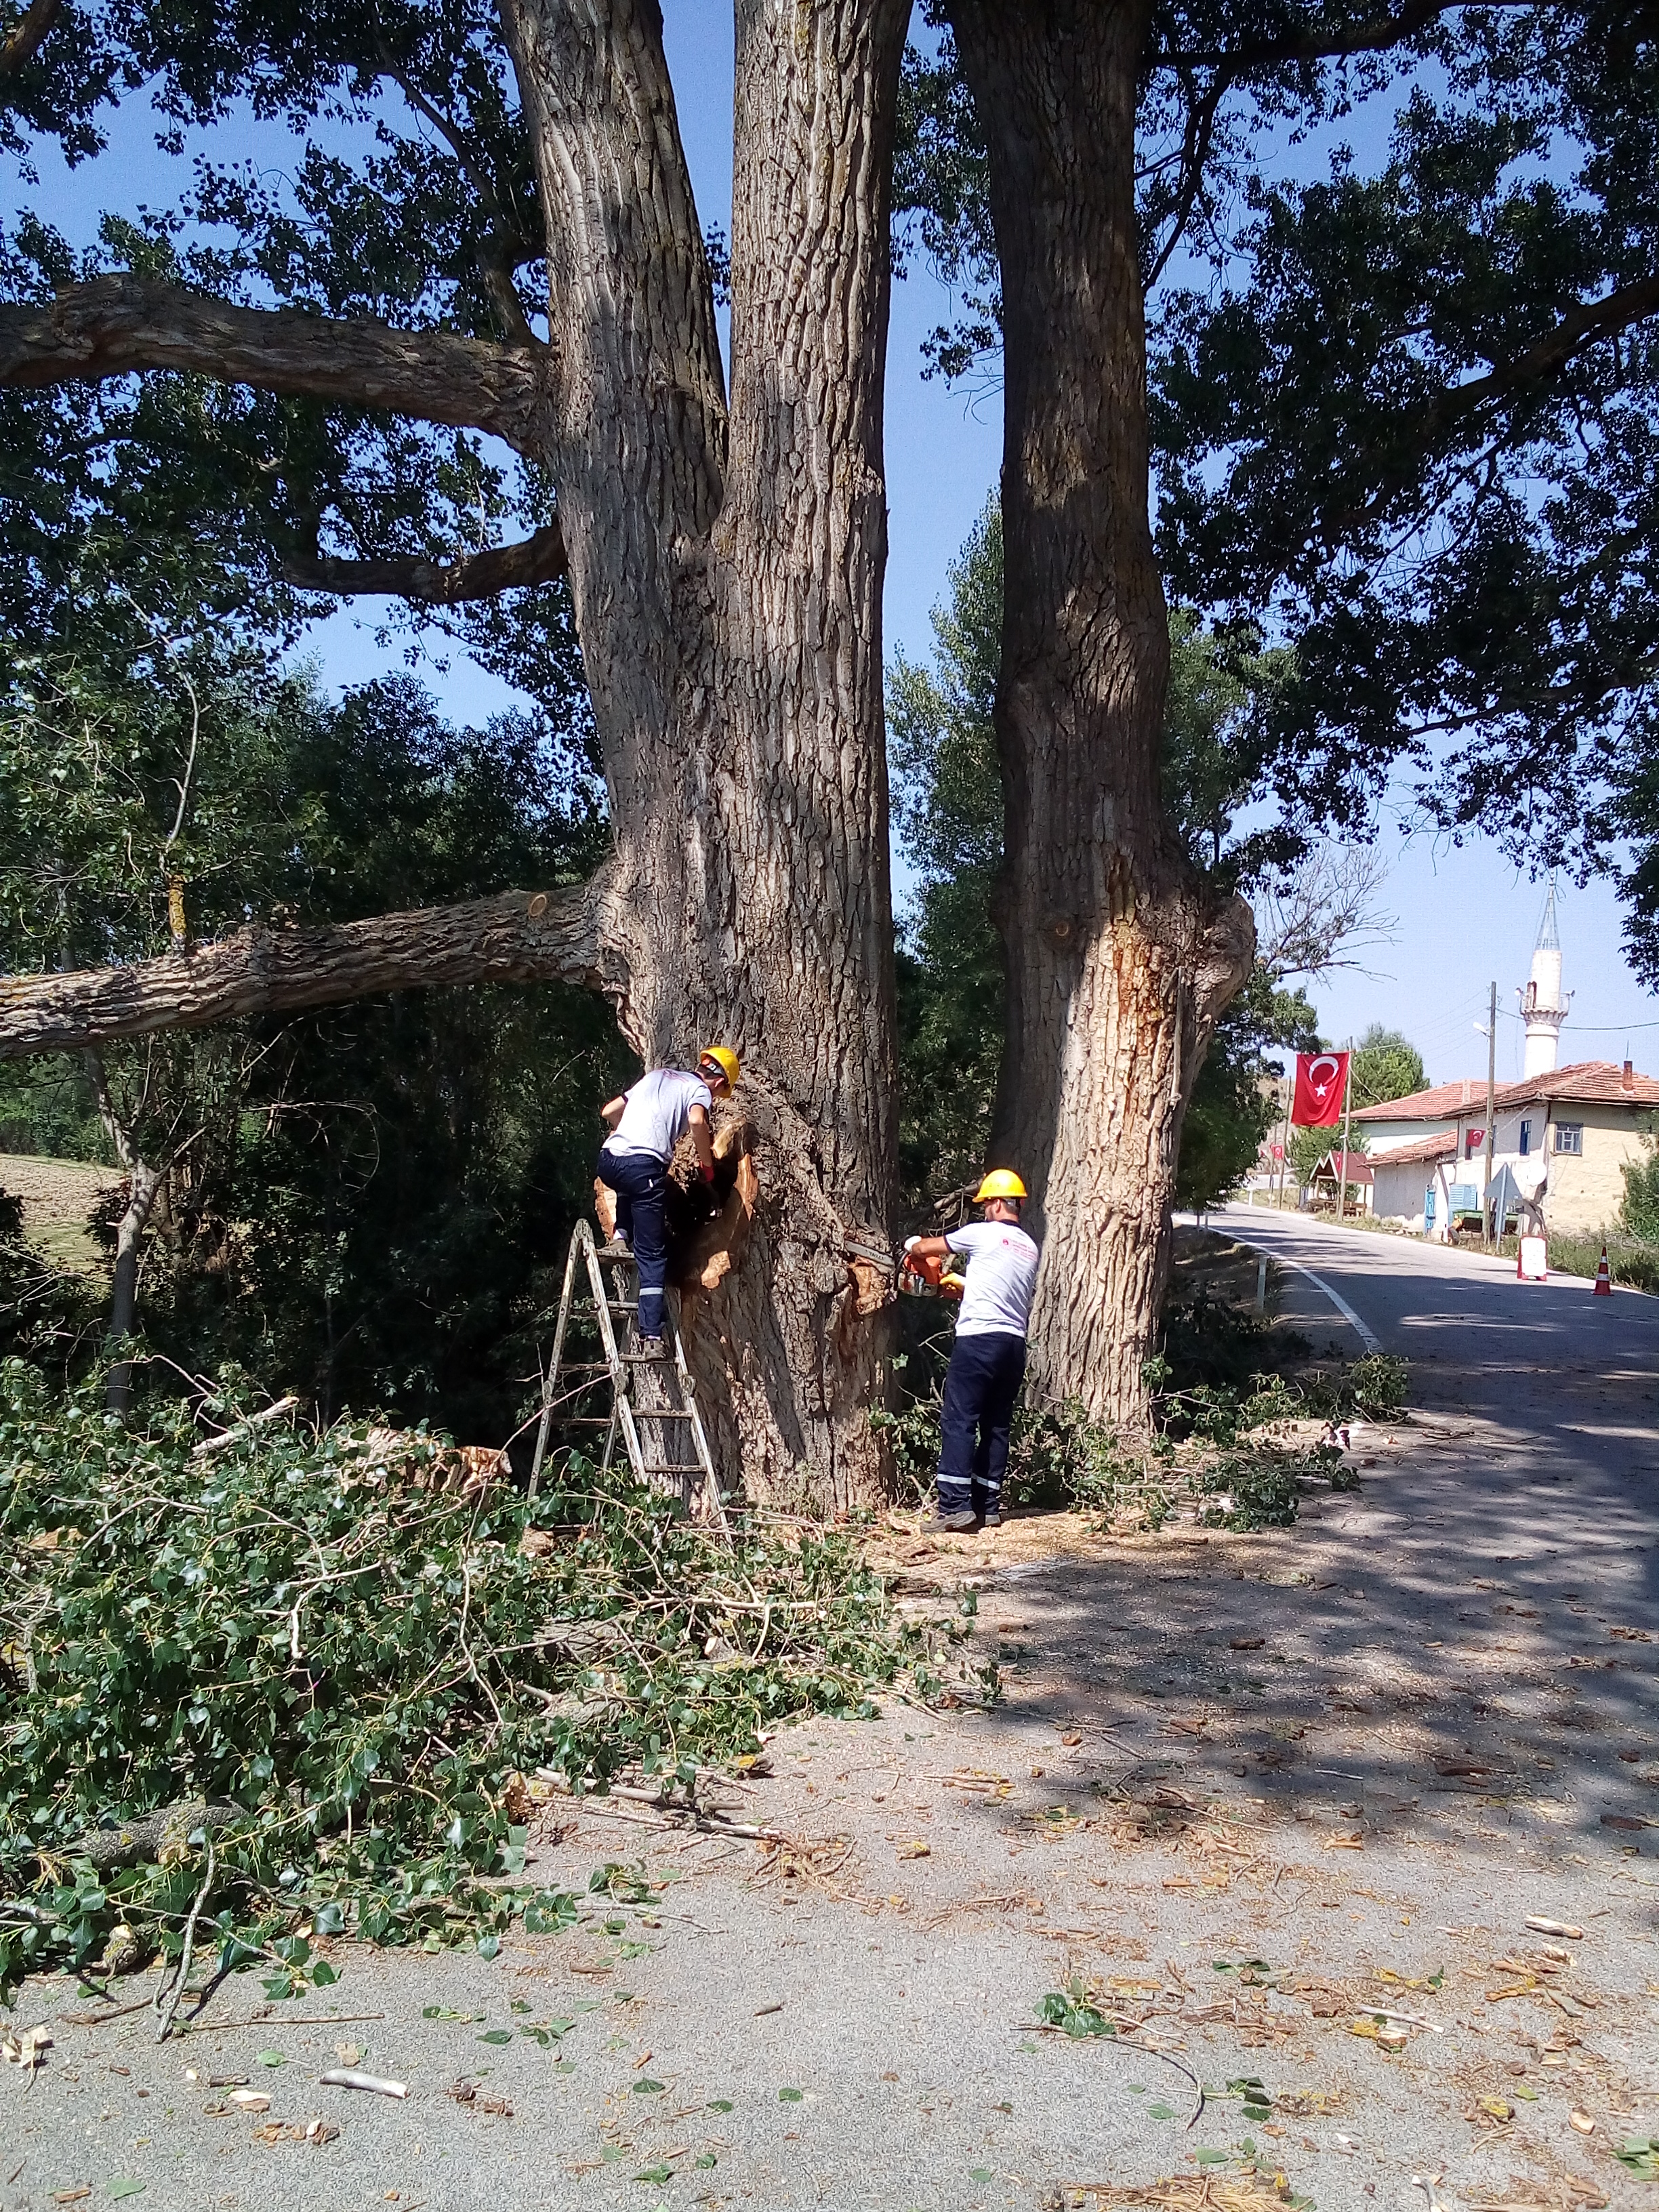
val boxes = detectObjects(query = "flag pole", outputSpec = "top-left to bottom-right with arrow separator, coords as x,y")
1339,1038 -> 1354,1220
1275,1069 -> 1291,1210
1483,978 -> 1497,1252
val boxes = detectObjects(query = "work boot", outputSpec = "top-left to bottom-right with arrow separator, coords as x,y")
979,1506 -> 1003,1530
922,1504 -> 977,1534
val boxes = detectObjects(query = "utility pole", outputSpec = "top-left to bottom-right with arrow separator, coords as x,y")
1482,977 -> 1498,1251
1273,1069 -> 1291,1210
1339,1036 -> 1355,1221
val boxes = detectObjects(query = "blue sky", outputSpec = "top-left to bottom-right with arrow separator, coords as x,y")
17,0 -> 1656,1084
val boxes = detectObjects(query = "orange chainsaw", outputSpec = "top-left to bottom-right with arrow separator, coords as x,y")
899,1246 -> 964,1301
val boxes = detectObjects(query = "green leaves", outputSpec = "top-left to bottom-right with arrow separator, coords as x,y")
1036,1981 -> 1113,2040
0,1372 -> 901,2005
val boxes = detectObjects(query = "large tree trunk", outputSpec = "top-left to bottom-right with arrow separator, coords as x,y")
504,0 -> 907,1509
947,0 -> 1254,1424
0,0 -> 909,1509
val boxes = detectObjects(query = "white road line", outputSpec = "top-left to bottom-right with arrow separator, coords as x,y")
1225,1234 -> 1382,1354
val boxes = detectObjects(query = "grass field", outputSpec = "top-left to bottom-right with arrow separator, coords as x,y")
1,1151 -> 120,1277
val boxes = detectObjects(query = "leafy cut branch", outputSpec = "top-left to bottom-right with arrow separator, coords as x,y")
0,1362 -> 905,2002
0,886 -> 605,1060
0,276 -> 546,449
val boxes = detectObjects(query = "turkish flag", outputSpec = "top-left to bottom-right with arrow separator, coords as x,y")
1291,1050 -> 1349,1127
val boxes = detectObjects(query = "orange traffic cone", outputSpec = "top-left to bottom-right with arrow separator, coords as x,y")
1593,1242 -> 1612,1296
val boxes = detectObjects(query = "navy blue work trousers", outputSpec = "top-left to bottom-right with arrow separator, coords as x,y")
598,1144 -> 669,1338
937,1330 -> 1027,1516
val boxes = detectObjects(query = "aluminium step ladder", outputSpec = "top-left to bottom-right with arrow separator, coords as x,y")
528,1217 -> 726,1534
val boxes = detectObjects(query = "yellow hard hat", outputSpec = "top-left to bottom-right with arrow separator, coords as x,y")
699,1044 -> 740,1091
975,1168 -> 1028,1202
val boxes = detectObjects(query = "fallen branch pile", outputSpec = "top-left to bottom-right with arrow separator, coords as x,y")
0,1357 -> 904,2004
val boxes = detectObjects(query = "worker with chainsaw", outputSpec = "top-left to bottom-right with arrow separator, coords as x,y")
598,1047 -> 739,1346
901,1169 -> 1039,1531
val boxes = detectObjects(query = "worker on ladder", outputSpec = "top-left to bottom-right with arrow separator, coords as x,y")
598,1047 -> 740,1346
901,1170 -> 1038,1532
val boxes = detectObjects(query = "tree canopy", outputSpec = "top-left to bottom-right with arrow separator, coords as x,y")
1349,1023 -> 1427,1109
894,3 -> 1659,963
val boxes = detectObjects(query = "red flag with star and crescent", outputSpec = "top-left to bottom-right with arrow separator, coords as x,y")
1291,1050 -> 1350,1127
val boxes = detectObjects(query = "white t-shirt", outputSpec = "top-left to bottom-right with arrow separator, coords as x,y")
945,1221 -> 1040,1338
607,1067 -> 713,1164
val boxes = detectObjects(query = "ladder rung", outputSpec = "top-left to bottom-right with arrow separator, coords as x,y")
607,1300 -> 638,1313
560,1416 -> 618,1427
634,1408 -> 697,1420
638,1462 -> 697,1475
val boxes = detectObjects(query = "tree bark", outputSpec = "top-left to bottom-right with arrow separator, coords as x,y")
0,888 -> 606,1059
83,1050 -> 163,1417
947,0 -> 1254,1424
503,0 -> 908,1509
0,275 -> 546,447
0,0 -> 62,77
279,518 -> 568,603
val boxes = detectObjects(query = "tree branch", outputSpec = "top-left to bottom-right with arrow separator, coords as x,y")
1145,65 -> 1233,289
0,275 -> 546,450
0,0 -> 62,77
377,51 -> 544,352
1159,0 -> 1526,70
1420,272 -> 1659,438
279,517 -> 567,602
0,887 -> 606,1060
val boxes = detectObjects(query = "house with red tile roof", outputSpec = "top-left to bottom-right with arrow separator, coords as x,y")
1357,1060 -> 1658,1238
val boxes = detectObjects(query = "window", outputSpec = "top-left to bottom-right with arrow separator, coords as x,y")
1519,1118 -> 1532,1157
1465,1128 -> 1485,1158
1553,1122 -> 1582,1155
